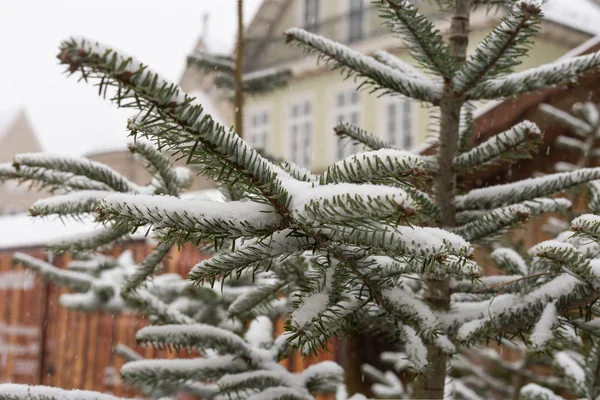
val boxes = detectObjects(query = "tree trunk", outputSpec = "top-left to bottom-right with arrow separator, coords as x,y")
414,1 -> 471,398
234,0 -> 244,138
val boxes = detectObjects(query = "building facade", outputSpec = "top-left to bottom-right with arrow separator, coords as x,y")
240,0 -> 598,172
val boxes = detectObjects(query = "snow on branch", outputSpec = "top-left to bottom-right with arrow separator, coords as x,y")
0,384 -> 130,400
453,0 -> 542,94
379,0 -> 455,79
228,280 -> 288,320
381,287 -> 441,338
243,68 -> 292,95
13,252 -> 93,292
540,103 -> 593,138
520,383 -> 566,400
0,163 -> 111,192
326,223 -> 473,260
187,50 -> 234,74
121,242 -> 171,294
14,153 -> 138,193
188,230 -> 314,283
469,50 -> 600,99
372,50 -> 427,80
490,247 -> 528,275
301,361 -> 345,394
453,198 -> 570,244
120,356 -> 246,387
283,28 -> 442,103
571,214 -> 600,243
98,193 -> 282,239
291,184 -> 417,226
453,121 -> 542,170
48,225 -> 130,253
334,123 -> 390,152
127,141 -> 187,196
58,37 -> 292,213
320,149 -> 430,185
455,168 -> 600,211
136,324 -> 254,360
529,301 -> 557,350
29,191 -> 110,217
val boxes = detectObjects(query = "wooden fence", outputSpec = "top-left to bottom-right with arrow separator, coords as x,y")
0,241 -> 337,397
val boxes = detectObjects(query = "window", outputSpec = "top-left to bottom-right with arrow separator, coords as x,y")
335,89 -> 361,161
383,99 -> 413,149
245,109 -> 269,151
288,99 -> 313,167
303,0 -> 320,32
347,0 -> 365,42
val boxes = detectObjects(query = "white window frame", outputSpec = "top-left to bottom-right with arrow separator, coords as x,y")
244,106 -> 271,152
297,0 -> 320,32
329,84 -> 363,163
338,0 -> 369,43
379,96 -> 417,150
285,93 -> 314,168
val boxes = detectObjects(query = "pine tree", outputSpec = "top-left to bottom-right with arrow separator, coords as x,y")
5,0 -> 600,399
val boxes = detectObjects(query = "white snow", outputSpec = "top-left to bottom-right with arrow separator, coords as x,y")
101,193 -> 281,234
283,27 -> 443,102
554,351 -> 585,385
520,383 -> 565,400
244,316 -> 274,349
0,384 -> 129,400
291,292 -> 330,329
402,325 -> 428,371
381,287 -> 439,332
529,301 -> 557,349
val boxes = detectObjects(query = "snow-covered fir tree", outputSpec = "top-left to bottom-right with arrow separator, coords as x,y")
6,0 -> 600,399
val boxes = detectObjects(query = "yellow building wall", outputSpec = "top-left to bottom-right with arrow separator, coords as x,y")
244,2 -> 577,171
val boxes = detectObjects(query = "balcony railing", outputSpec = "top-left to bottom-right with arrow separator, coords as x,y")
243,6 -> 389,73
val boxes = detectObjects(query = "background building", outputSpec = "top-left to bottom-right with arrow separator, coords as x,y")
240,0 -> 600,171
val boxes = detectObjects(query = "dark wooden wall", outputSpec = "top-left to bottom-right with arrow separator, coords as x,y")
0,241 -> 336,398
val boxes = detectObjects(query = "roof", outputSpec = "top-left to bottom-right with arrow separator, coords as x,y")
0,107 -> 21,141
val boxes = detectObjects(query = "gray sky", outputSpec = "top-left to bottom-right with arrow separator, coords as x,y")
0,0 -> 262,156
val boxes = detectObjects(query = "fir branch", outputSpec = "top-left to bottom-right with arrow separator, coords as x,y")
283,28 -> 443,103
291,185 -> 417,226
453,121 -> 542,170
128,141 -> 183,195
320,149 -> 429,185
243,68 -> 291,95
540,103 -> 594,138
187,50 -> 234,74
120,356 -> 246,387
458,102 -> 476,153
13,252 -> 93,292
372,50 -> 427,80
0,384 -> 130,400
451,203 -> 532,244
29,191 -> 109,217
0,163 -> 111,192
136,324 -> 254,360
469,51 -> 600,99
491,247 -> 529,275
334,123 -> 390,151
48,225 -> 130,253
379,0 -> 455,79
122,242 -> 172,294
58,37 -> 292,214
97,193 -> 282,240
453,0 -> 543,94
228,280 -> 288,320
14,153 -> 137,193
279,161 -> 318,183
189,230 -> 314,283
455,167 -> 600,211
